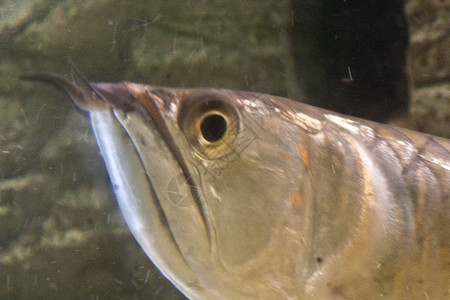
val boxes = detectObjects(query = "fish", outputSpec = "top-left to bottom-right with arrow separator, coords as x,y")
22,68 -> 450,299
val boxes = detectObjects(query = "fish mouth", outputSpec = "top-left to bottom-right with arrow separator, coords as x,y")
89,106 -> 206,297
121,83 -> 212,244
23,68 -> 210,241
91,83 -> 214,298
22,69 -> 211,298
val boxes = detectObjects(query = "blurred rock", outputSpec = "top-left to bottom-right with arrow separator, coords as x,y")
411,84 -> 450,138
406,0 -> 450,137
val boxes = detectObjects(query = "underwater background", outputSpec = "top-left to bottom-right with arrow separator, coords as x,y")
0,0 -> 448,299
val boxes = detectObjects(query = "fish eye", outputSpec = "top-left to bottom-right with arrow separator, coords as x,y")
179,94 -> 239,159
200,113 -> 227,143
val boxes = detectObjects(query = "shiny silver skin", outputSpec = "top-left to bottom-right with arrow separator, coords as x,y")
27,71 -> 450,299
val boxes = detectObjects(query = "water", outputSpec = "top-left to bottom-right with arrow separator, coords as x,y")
0,0 -> 447,299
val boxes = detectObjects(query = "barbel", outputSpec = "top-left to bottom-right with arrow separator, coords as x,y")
23,69 -> 450,299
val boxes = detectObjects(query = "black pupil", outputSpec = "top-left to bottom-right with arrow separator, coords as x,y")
200,114 -> 227,142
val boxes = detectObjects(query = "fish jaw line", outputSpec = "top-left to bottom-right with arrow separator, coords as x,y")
108,86 -> 223,293
123,84 -> 214,249
89,108 -> 220,298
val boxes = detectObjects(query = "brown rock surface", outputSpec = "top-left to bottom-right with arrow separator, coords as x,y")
406,0 -> 450,137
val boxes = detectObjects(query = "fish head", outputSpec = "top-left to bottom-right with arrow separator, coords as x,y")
116,84 -> 313,298
89,83 -> 415,299
25,69 -> 447,299
25,71 -> 317,298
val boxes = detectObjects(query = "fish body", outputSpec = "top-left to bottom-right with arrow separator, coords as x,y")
26,72 -> 450,299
